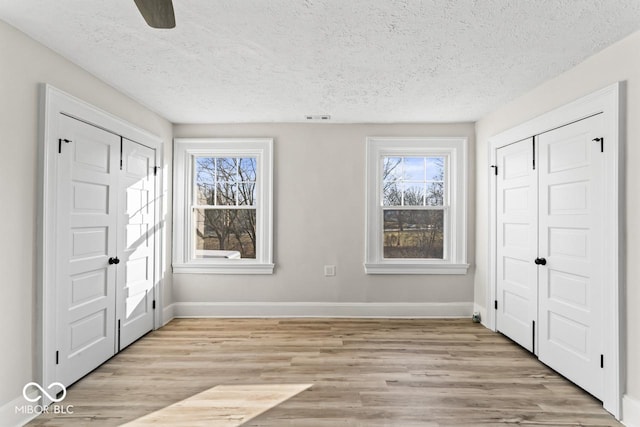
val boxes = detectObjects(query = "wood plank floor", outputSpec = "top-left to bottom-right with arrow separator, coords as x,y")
29,318 -> 621,426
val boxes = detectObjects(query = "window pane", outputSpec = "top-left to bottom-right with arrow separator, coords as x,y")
238,182 -> 256,206
403,183 -> 424,206
403,157 -> 425,181
239,158 -> 257,181
194,208 -> 256,259
383,183 -> 401,206
216,158 -> 238,180
426,182 -> 444,206
215,183 -> 236,205
426,157 -> 445,181
383,209 -> 444,259
382,157 -> 402,206
195,157 -> 216,204
383,157 -> 402,182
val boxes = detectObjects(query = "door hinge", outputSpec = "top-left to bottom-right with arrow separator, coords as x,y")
117,319 -> 121,352
152,300 -> 156,310
55,350 -> 59,365
532,137 -> 536,170
153,166 -> 158,176
120,140 -> 124,170
532,320 -> 536,354
601,354 -> 604,368
491,165 -> 498,176
494,300 -> 498,310
593,137 -> 604,153
58,138 -> 71,154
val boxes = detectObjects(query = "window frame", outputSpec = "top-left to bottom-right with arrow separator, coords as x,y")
173,138 -> 274,274
365,137 -> 469,274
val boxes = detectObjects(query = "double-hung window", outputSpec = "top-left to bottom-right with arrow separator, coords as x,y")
173,138 -> 274,274
365,137 -> 468,274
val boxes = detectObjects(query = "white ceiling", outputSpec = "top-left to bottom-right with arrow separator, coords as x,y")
1,0 -> 639,123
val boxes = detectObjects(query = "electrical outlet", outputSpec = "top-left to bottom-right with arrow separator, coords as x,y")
324,265 -> 336,276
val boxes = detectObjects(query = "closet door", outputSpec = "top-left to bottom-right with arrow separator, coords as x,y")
117,138 -> 156,350
495,138 -> 538,352
56,115 -> 119,386
537,114 -> 605,399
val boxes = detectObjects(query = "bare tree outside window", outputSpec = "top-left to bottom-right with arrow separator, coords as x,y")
382,156 -> 445,259
193,157 -> 257,258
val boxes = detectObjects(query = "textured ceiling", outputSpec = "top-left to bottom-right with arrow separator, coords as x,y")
1,0 -> 639,123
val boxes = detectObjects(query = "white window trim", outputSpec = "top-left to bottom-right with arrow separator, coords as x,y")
173,138 -> 274,274
364,137 -> 469,274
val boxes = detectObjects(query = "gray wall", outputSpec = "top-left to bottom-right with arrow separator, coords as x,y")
0,20 -> 173,407
474,30 -> 640,412
172,123 -> 475,308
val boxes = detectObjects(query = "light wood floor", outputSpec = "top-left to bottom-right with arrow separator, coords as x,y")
29,318 -> 620,426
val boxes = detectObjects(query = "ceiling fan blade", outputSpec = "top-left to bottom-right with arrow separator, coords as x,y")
134,0 -> 176,29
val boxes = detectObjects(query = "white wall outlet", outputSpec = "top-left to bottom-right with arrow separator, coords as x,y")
324,265 -> 336,276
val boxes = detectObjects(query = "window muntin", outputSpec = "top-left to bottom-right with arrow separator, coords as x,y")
194,157 -> 257,207
382,156 -> 445,206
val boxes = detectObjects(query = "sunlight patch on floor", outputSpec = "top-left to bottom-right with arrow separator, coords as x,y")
120,383 -> 312,426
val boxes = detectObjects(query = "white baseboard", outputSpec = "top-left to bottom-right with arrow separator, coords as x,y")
0,394 -> 39,427
623,394 -> 640,427
162,303 -> 175,325
172,301 -> 473,318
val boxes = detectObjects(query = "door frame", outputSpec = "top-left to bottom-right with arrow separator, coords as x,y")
37,84 -> 165,401
486,82 -> 625,418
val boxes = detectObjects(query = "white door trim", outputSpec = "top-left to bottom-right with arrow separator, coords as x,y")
486,82 -> 624,418
37,84 -> 165,401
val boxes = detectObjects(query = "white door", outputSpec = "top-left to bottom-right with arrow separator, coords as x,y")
117,138 -> 156,350
537,114 -> 605,399
56,115 -> 119,386
495,137 -> 538,352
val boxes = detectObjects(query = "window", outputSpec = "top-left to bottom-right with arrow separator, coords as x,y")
365,137 -> 468,274
173,138 -> 273,274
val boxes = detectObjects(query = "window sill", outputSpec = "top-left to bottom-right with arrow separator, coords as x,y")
173,263 -> 275,275
364,262 -> 469,275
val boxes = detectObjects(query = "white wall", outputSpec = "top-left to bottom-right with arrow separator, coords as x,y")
474,30 -> 640,412
172,123 -> 476,314
0,20 -> 173,409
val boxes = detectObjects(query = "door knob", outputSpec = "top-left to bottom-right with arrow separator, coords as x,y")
534,257 -> 547,266
108,257 -> 120,265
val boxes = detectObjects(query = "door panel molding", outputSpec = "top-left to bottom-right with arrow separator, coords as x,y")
38,85 -> 165,403
487,82 -> 624,418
